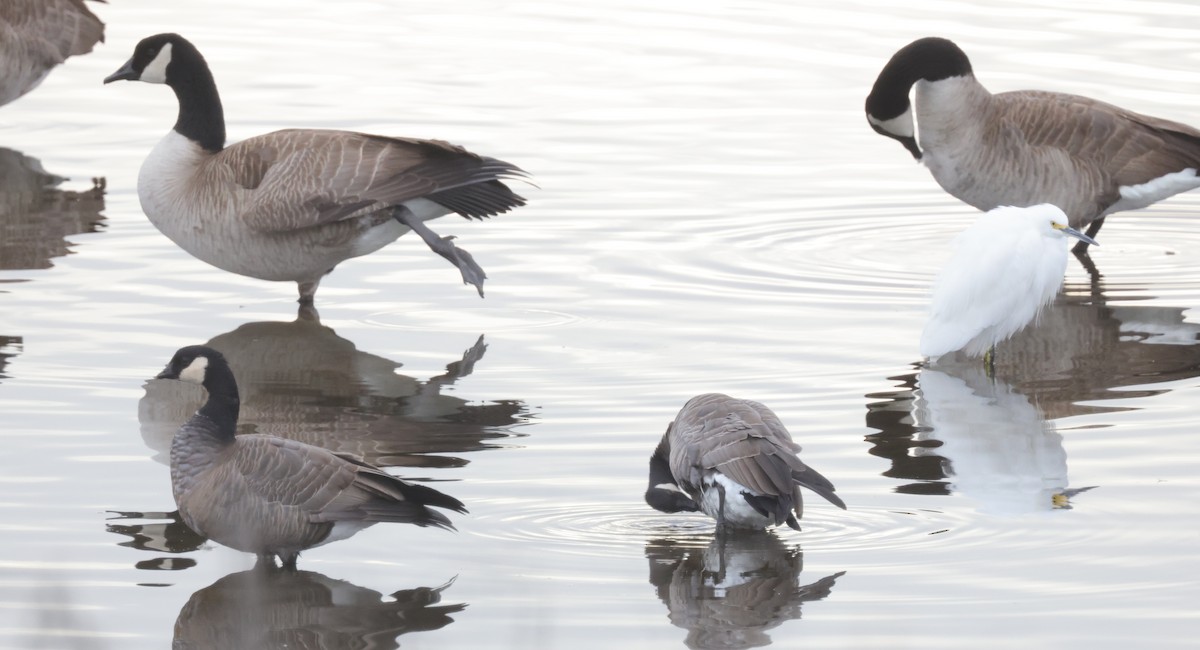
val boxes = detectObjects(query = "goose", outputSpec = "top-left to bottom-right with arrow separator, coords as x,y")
0,0 -> 104,108
645,393 -> 846,531
920,204 -> 1097,365
104,33 -> 528,303
153,344 -> 466,568
866,36 -> 1200,250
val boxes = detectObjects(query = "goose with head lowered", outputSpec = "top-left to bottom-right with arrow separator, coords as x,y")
645,393 -> 846,532
153,344 -> 466,568
105,33 -> 528,303
866,37 -> 1200,250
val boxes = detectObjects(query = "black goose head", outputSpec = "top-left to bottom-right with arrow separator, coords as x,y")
103,33 -> 197,86
644,427 -> 699,514
157,345 -> 240,433
104,33 -> 226,153
157,345 -> 227,389
865,37 -> 974,160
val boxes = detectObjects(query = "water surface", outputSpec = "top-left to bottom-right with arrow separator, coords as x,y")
1,1 -> 1199,648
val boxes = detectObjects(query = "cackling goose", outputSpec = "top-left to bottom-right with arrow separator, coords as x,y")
154,344 -> 466,568
866,37 -> 1200,249
645,393 -> 846,531
105,33 -> 527,303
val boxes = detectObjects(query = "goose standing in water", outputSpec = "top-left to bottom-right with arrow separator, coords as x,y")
0,0 -> 104,108
105,33 -> 527,303
866,37 -> 1200,250
645,394 -> 846,531
154,345 -> 466,568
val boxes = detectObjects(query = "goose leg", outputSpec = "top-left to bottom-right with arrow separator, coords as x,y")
716,481 -> 727,531
392,206 -> 487,297
1073,217 -> 1104,254
279,551 -> 299,571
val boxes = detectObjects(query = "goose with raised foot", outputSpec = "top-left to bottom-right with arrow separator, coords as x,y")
646,393 -> 846,531
866,36 -> 1200,249
105,33 -> 528,303
0,0 -> 104,108
154,344 -> 466,568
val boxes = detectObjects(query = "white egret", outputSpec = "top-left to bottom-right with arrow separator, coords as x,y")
920,204 -> 1097,365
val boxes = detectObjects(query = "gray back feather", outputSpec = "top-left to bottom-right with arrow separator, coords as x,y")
211,130 -> 526,232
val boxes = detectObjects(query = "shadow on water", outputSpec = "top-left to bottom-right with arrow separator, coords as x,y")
138,306 -> 528,469
865,281 -> 1200,507
106,510 -> 206,570
0,334 -> 20,380
172,565 -> 464,649
645,531 -> 844,650
0,147 -> 105,273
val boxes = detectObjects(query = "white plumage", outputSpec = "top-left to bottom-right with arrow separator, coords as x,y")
920,204 -> 1096,360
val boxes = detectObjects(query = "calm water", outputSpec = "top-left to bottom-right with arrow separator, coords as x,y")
2,1 -> 1199,648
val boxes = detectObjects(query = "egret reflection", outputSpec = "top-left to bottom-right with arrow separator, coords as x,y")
138,307 -> 525,469
173,567 -> 463,649
646,532 -> 843,650
0,147 -> 105,271
867,282 -> 1200,507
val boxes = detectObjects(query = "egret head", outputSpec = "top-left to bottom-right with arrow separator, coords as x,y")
1050,220 -> 1099,247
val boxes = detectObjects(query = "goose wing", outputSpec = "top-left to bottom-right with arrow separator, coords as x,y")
1001,91 -> 1200,202
0,0 -> 105,60
669,394 -> 845,510
219,129 -> 527,233
219,435 -> 462,529
0,0 -> 104,103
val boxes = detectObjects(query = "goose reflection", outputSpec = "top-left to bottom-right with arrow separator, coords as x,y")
866,282 -> 1200,505
139,307 -> 525,469
645,532 -> 844,649
0,335 -> 20,381
0,147 -> 105,271
173,566 -> 463,649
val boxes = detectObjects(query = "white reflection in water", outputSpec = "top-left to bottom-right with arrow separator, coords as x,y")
867,283 -> 1200,509
646,532 -> 843,650
913,365 -> 1074,514
173,567 -> 463,649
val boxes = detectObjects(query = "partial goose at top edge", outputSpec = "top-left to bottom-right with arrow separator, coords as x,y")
0,0 -> 104,108
154,344 -> 467,569
866,36 -> 1200,251
104,33 -> 530,304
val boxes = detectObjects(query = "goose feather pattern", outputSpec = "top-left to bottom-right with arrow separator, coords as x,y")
647,393 -> 845,530
866,37 -> 1200,245
157,344 -> 465,567
107,33 -> 527,302
0,0 -> 104,107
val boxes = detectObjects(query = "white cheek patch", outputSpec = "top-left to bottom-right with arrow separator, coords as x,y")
178,355 -> 208,384
654,483 -> 685,494
867,105 -> 915,138
140,43 -> 174,84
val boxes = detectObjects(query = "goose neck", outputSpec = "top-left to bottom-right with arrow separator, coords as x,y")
197,363 -> 240,440
170,60 -> 225,153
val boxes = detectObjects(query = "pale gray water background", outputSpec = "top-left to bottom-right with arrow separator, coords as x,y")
2,0 -> 1199,648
